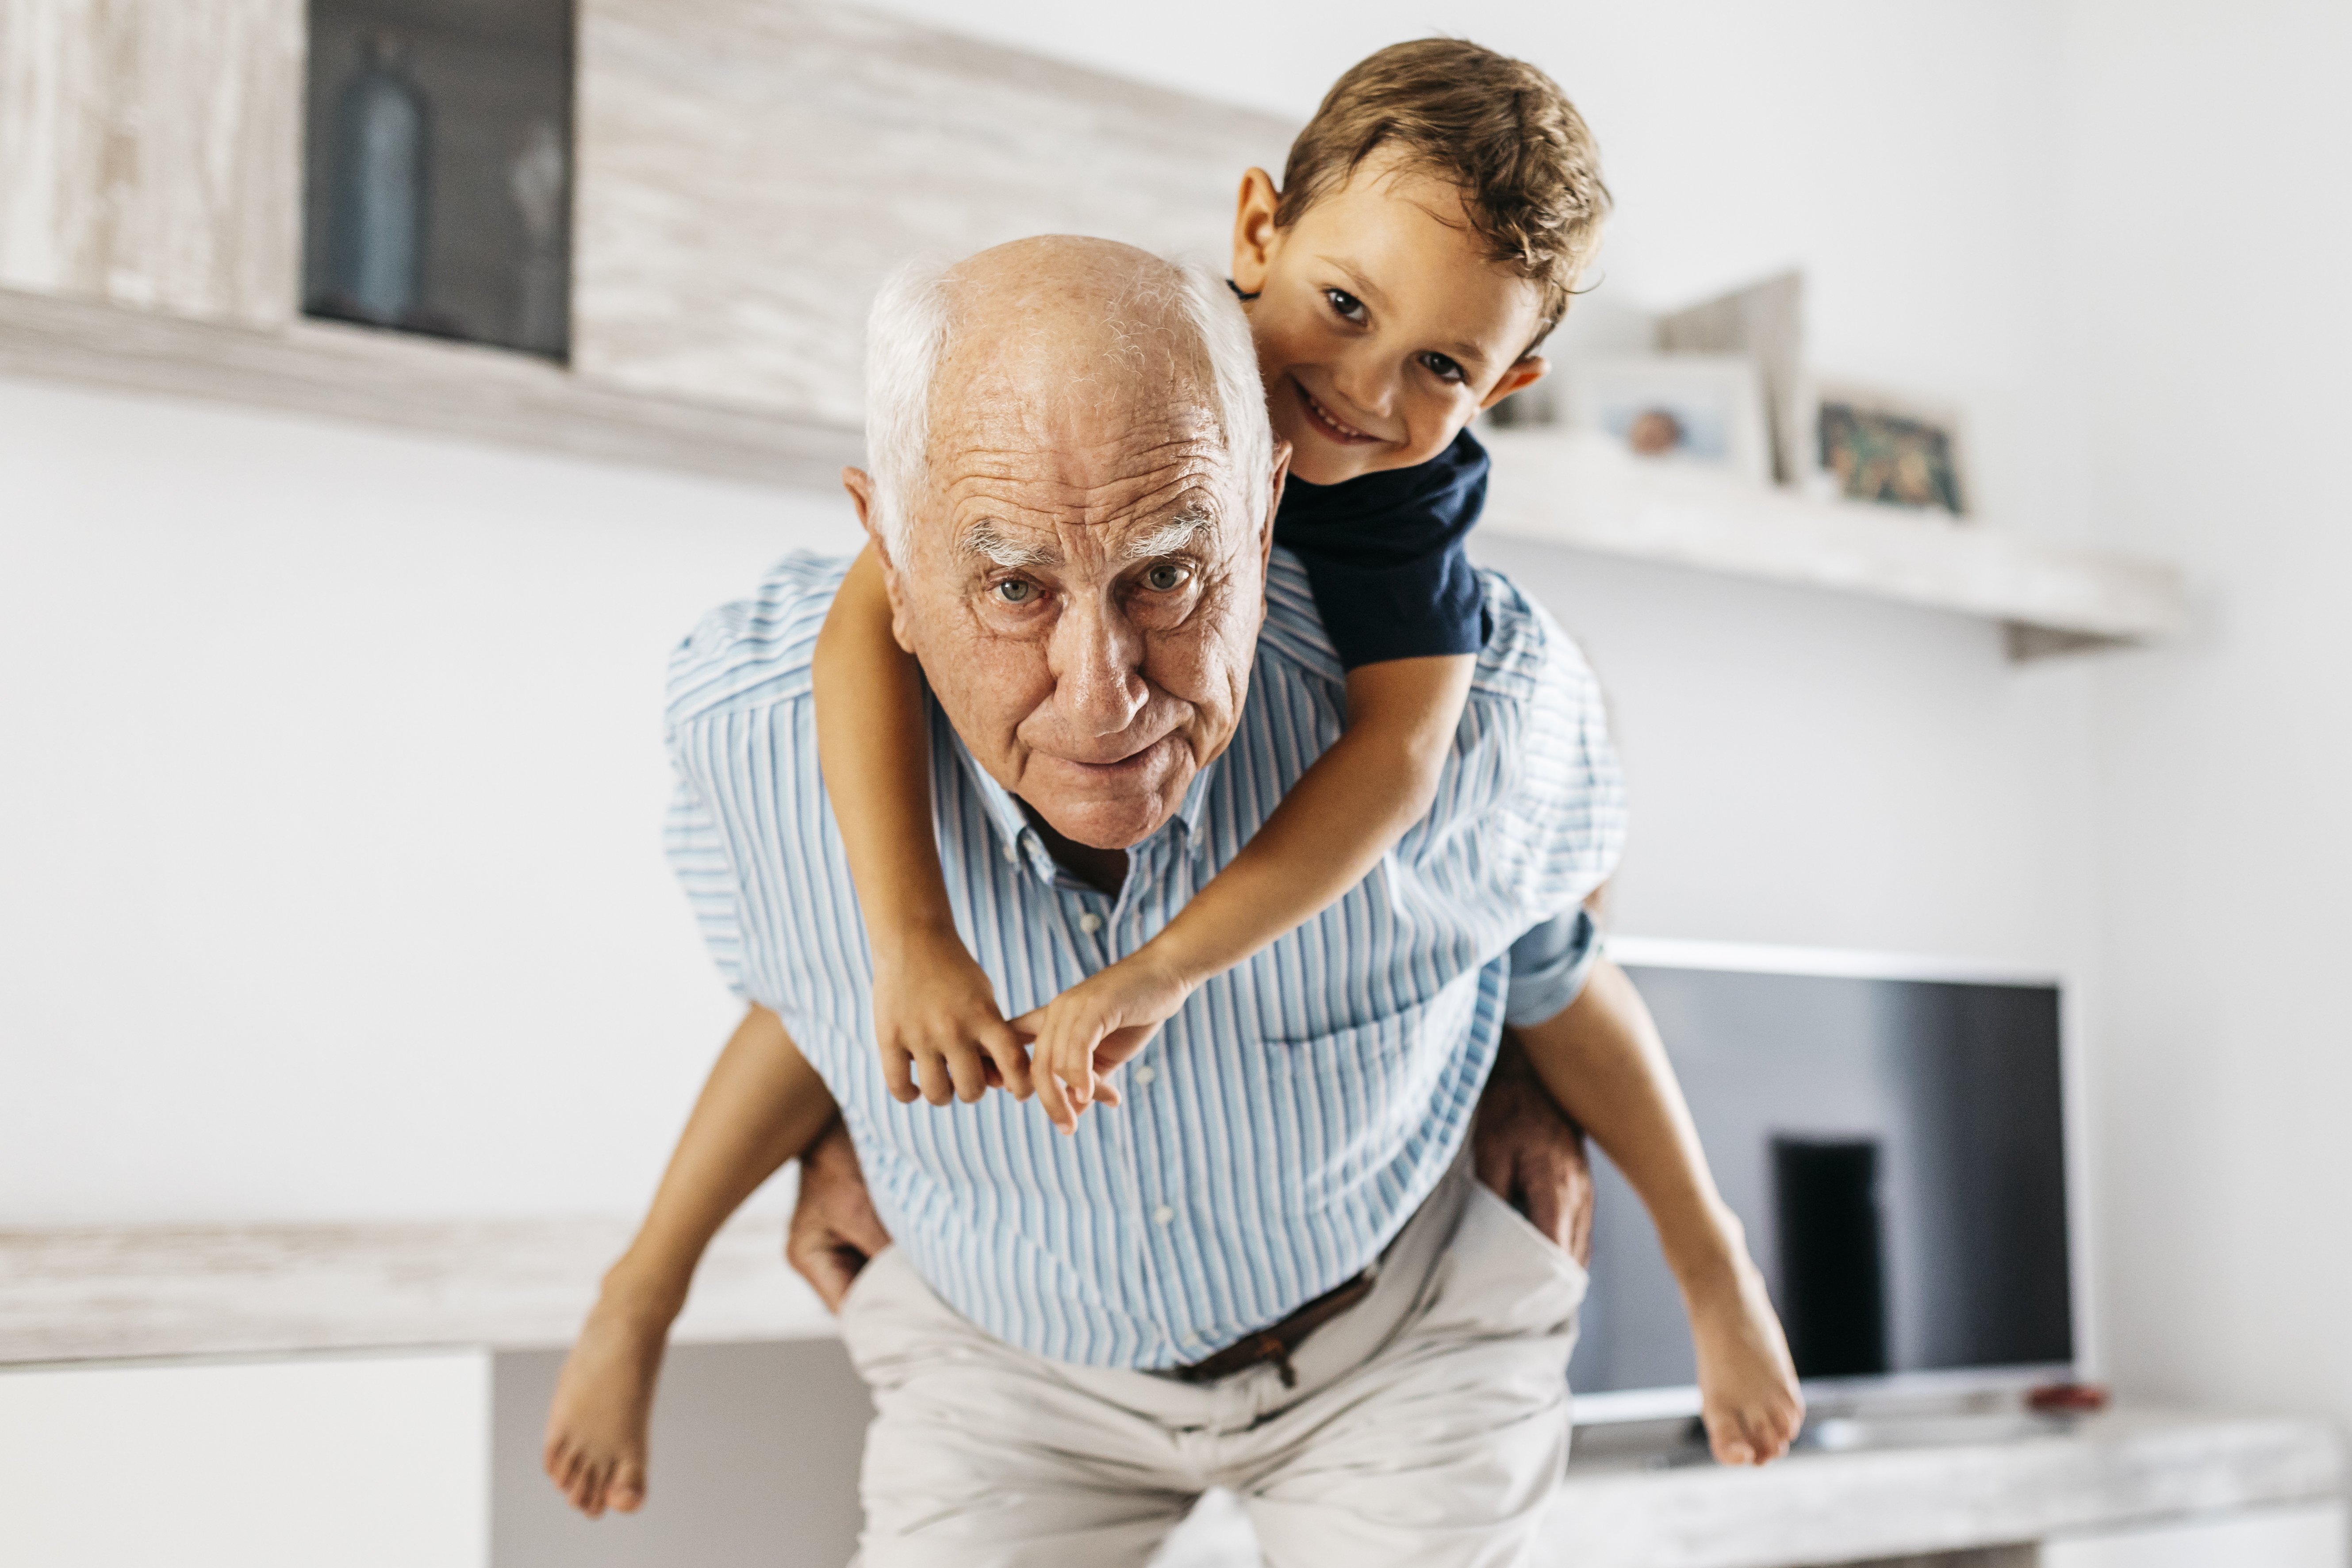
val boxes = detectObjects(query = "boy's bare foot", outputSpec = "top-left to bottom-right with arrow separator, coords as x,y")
543,1287 -> 673,1517
1688,1262 -> 1806,1466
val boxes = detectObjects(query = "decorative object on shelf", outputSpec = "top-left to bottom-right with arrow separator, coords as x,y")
320,31 -> 430,329
1561,353 -> 1773,486
510,117 -> 570,356
301,0 -> 575,359
1813,379 -> 1971,517
1657,270 -> 1809,486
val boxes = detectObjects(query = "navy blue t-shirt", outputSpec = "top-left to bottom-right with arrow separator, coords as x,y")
1272,427 -> 1490,670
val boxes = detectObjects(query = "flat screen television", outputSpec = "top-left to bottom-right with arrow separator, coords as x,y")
1569,938 -> 2081,1422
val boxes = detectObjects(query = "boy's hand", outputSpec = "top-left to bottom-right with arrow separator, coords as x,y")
872,930 -> 1032,1105
1687,1261 -> 1806,1465
1025,957 -> 1192,1133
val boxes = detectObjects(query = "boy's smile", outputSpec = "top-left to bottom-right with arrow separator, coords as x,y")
1231,149 -> 1554,487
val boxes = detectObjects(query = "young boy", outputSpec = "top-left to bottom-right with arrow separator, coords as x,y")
546,39 -> 1803,1520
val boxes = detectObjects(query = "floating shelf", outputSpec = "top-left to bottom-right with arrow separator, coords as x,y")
0,285 -> 860,492
1479,429 -> 2186,657
3,286 -> 2185,660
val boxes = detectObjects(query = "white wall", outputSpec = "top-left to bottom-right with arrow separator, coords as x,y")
0,379 -> 859,1221
4,4 -> 2103,1252
2062,2 -> 2352,1428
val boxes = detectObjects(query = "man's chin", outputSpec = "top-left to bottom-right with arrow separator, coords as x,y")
1023,745 -> 1190,849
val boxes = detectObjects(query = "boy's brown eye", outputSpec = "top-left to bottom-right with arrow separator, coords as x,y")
1324,288 -> 1366,322
1421,352 -> 1466,384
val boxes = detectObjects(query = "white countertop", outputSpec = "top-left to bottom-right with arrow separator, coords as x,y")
0,1210 -> 834,1365
5,1218 -> 2342,1568
1546,1407 -> 2344,1568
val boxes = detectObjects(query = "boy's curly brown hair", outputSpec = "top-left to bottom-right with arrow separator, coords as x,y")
1277,38 -> 1610,349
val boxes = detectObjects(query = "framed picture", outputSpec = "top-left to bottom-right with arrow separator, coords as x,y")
1658,270 -> 1807,486
1811,381 -> 1970,518
1560,353 -> 1773,485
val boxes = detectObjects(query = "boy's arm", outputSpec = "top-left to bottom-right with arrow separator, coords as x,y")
1035,654 -> 1474,1127
1511,958 -> 1807,1465
814,544 -> 1030,1104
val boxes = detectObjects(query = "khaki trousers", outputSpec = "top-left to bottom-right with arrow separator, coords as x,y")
838,1163 -> 1588,1568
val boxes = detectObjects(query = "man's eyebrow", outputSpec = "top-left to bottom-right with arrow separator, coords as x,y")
1119,510 -> 1213,561
961,520 -> 1060,570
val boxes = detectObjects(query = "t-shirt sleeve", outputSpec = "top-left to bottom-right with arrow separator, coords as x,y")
664,766 -> 749,1001
1504,908 -> 1603,1027
1288,539 -> 1487,669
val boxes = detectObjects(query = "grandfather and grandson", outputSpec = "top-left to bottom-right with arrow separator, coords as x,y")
547,40 -> 1803,1566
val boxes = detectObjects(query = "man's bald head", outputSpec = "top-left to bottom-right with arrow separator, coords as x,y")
841,236 -> 1291,854
863,237 -> 1273,561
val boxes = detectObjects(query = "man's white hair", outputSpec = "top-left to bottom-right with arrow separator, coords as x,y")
862,249 -> 1274,559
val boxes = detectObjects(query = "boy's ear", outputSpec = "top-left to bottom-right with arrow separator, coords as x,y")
1479,355 -> 1550,413
1231,168 -> 1283,295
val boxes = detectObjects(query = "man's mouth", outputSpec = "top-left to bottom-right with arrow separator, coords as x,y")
1291,377 -> 1383,446
1047,733 -> 1177,780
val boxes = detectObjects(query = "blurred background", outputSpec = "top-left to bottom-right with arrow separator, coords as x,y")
2,2 -> 2347,1565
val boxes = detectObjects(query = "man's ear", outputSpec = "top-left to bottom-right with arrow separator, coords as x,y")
843,466 -> 918,651
1479,355 -> 1550,414
1231,168 -> 1282,296
1258,438 -> 1293,574
843,466 -> 884,554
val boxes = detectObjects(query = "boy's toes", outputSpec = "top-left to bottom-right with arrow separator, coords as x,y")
611,1460 -> 647,1513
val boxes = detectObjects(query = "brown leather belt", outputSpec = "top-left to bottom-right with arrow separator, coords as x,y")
1169,1267 -> 1377,1389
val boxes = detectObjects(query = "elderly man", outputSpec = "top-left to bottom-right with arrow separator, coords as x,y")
553,236 -> 1674,1565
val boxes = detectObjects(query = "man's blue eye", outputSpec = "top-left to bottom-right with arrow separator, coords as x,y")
996,579 -> 1036,603
1325,288 -> 1365,322
1144,563 -> 1188,592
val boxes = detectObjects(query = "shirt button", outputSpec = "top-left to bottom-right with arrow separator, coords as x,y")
1153,1205 -> 1175,1226
1134,1065 -> 1156,1086
1078,912 -> 1102,934
1001,841 -> 1017,863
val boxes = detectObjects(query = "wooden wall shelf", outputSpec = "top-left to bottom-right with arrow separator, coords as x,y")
1479,429 -> 2186,657
0,284 -> 859,491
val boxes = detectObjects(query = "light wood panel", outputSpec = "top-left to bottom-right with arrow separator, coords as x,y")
572,0 -> 1297,425
0,1207 -> 832,1364
0,283 -> 863,488
0,0 -> 303,325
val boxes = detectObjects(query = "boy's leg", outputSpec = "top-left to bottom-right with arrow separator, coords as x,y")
1232,1175 -> 1588,1568
839,1249 -> 1199,1568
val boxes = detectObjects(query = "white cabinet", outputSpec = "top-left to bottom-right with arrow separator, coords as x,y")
0,1350 -> 490,1568
2041,1503 -> 2348,1567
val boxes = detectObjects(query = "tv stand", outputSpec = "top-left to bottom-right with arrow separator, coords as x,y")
1550,1405 -> 2344,1566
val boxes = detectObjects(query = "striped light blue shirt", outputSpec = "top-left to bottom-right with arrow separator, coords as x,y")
665,548 -> 1625,1369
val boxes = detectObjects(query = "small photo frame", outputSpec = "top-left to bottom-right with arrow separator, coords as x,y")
1812,381 -> 1969,518
1560,354 -> 1773,486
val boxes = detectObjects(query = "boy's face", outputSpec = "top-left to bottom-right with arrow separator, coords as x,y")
1232,150 -> 1551,487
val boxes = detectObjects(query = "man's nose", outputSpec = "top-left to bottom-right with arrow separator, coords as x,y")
1049,595 -> 1149,738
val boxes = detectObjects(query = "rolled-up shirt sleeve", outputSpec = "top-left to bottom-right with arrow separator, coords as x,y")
1504,907 -> 1603,1027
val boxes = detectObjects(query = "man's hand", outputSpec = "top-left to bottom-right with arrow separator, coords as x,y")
1472,1031 -> 1596,1266
786,1119 -> 894,1311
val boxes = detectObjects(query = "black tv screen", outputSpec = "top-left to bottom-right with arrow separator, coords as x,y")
1569,949 -> 2075,1413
